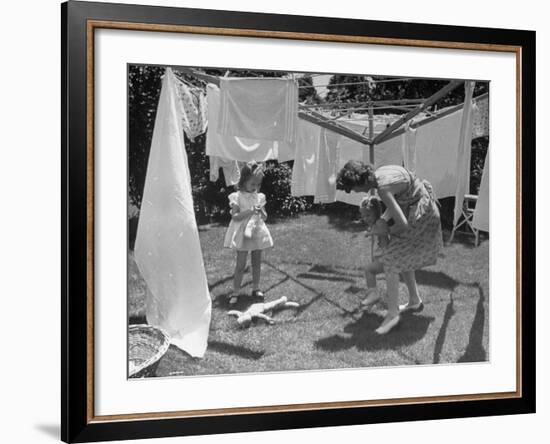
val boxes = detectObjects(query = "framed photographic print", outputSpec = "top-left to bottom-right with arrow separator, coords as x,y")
62,0 -> 535,442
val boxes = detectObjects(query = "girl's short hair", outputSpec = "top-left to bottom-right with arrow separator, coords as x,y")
336,160 -> 376,193
360,195 -> 383,219
237,161 -> 264,190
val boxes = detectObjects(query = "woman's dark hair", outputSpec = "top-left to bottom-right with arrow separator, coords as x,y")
336,160 -> 376,193
237,161 -> 264,191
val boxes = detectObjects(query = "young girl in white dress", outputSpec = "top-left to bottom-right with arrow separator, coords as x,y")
224,162 -> 274,304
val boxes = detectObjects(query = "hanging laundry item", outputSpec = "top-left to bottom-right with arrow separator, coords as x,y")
314,129 -> 340,203
453,81 -> 476,227
173,76 -> 207,141
206,84 -> 294,162
291,119 -> 321,197
471,94 -> 489,139
472,150 -> 489,232
401,122 -> 417,173
413,109 -> 463,199
134,68 -> 212,358
209,156 -> 241,186
218,77 -> 299,143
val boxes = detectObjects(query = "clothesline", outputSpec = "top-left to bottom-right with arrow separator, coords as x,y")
300,74 -> 420,84
300,98 -> 425,108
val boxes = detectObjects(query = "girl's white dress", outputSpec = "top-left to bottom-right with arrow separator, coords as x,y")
224,191 -> 274,251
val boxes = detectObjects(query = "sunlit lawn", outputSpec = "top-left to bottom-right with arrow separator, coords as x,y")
128,212 -> 489,377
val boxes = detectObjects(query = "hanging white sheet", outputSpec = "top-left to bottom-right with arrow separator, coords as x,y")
218,77 -> 299,143
134,68 -> 212,358
291,119 -> 321,197
206,84 -> 294,162
413,109 -> 464,199
314,129 -> 340,203
401,122 -> 417,173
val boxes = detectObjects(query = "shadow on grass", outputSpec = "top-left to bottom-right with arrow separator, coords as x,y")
296,272 -> 356,283
458,284 -> 487,362
263,260 -> 358,316
433,293 -> 456,364
208,340 -> 265,360
413,270 -> 460,291
315,311 -> 435,352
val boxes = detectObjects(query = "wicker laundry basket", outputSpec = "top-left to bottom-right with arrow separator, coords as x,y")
128,324 -> 170,378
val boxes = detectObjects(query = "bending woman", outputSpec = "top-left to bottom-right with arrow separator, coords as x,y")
337,161 -> 443,335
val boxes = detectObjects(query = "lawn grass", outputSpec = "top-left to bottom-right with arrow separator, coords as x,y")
128,213 -> 489,377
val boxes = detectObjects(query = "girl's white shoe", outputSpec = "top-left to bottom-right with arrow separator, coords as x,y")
375,314 -> 400,335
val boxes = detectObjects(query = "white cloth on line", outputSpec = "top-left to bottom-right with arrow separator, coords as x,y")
206,84 -> 294,162
314,129 -> 340,203
209,156 -> 241,186
472,150 -> 489,232
453,81 -> 476,227
401,122 -> 417,173
134,68 -> 212,358
291,119 -> 321,197
218,77 -> 299,143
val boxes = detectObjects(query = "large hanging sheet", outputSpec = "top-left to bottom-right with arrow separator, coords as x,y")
134,68 -> 212,358
218,77 -> 299,143
206,84 -> 294,162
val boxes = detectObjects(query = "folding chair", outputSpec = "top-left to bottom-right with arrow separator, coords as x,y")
449,194 -> 480,246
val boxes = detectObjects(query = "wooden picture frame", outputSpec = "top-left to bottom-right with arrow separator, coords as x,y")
62,1 -> 535,442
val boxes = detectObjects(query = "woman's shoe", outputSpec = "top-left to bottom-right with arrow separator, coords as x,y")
375,314 -> 400,335
399,299 -> 424,313
361,288 -> 381,307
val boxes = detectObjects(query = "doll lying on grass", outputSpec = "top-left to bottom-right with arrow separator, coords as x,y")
359,195 -> 390,308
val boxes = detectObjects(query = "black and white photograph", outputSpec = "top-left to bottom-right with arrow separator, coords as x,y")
127,65 -> 490,378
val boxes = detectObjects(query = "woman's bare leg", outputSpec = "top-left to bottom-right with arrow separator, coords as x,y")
384,271 -> 400,321
402,270 -> 421,305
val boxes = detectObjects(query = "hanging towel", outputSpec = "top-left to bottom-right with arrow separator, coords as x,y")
472,95 -> 489,139
472,150 -> 489,232
218,77 -> 299,143
173,76 -> 207,141
453,81 -> 476,227
291,119 -> 322,197
314,129 -> 340,203
206,84 -> 294,162
209,156 -> 241,186
401,122 -> 417,173
134,68 -> 212,358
